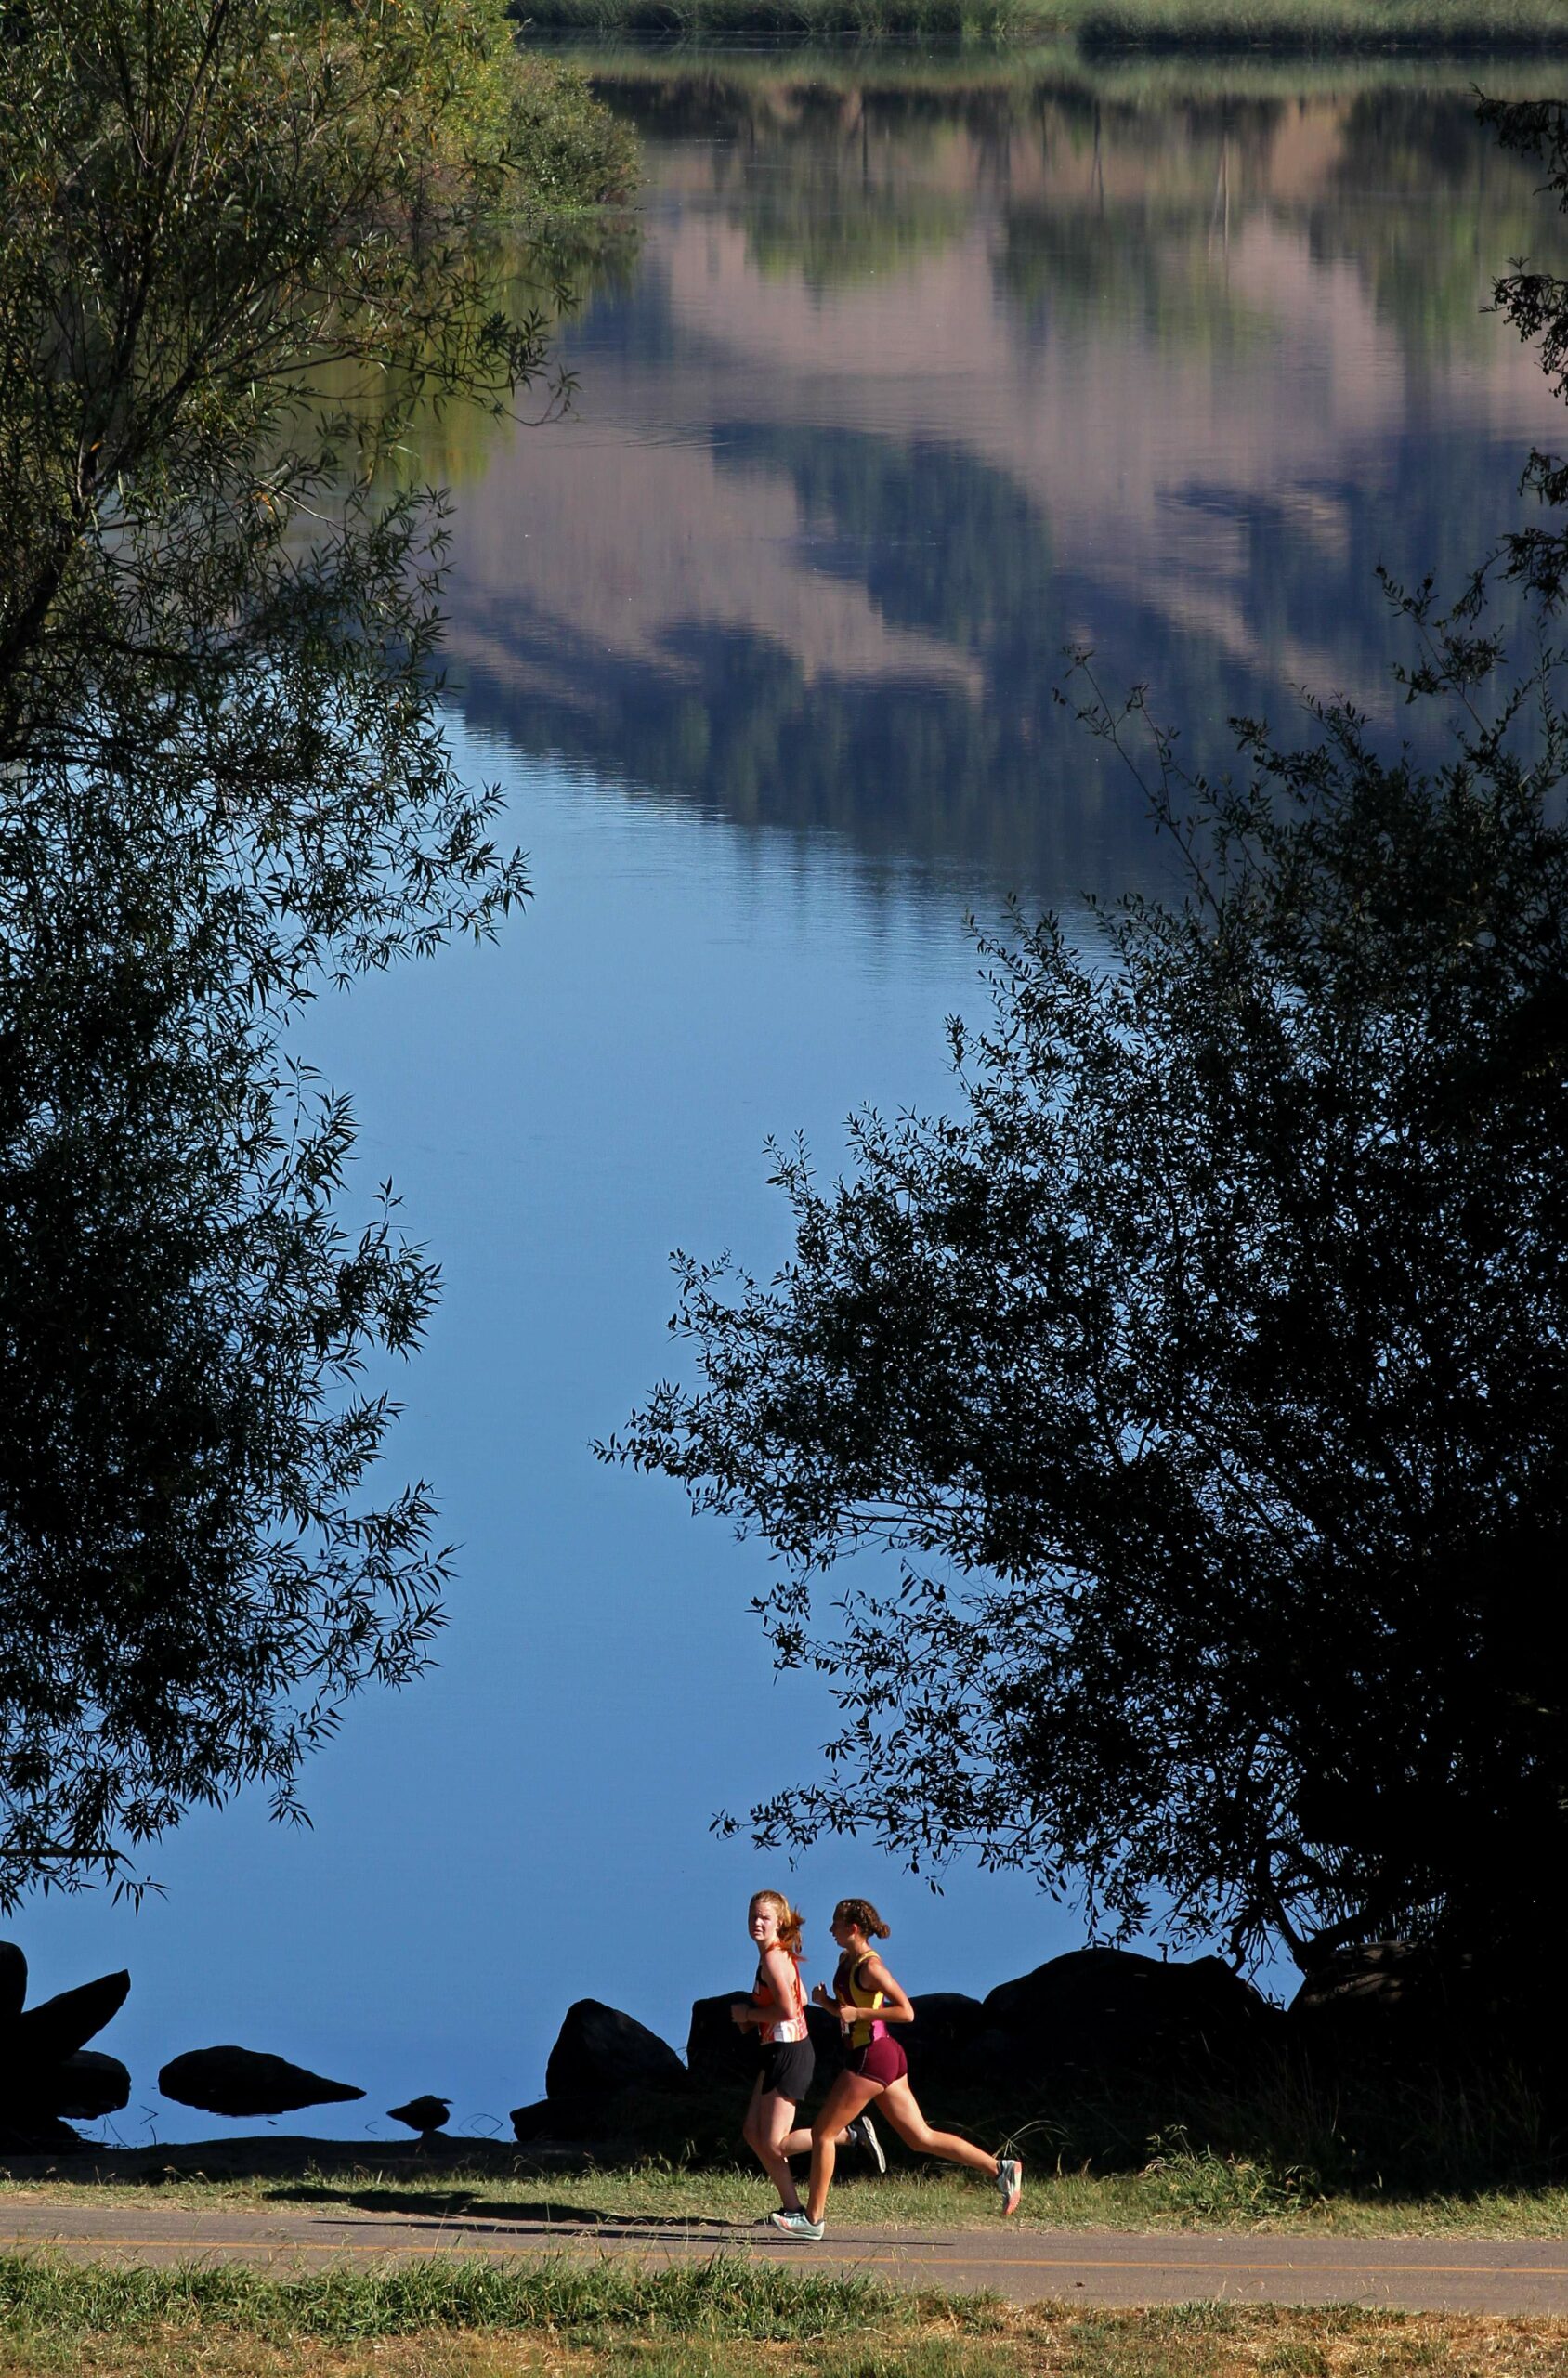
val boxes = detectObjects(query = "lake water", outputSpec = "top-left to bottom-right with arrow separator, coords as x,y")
35,51 -> 1568,2144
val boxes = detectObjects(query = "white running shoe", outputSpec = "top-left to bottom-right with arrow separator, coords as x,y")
997,2156 -> 1022,2216
846,2113 -> 887,2175
769,2209 -> 826,2240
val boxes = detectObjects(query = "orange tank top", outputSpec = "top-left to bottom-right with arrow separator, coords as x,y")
753,1951 -> 807,2045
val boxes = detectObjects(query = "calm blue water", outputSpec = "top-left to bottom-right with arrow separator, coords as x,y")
30,56 -> 1568,2142
36,748 -> 1055,2141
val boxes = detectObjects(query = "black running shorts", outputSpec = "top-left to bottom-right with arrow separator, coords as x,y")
759,2038 -> 816,2101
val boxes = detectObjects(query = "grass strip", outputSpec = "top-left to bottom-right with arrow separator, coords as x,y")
11,2154 -> 1568,2237
0,2267 -> 1566,2378
0,2252 -> 960,2345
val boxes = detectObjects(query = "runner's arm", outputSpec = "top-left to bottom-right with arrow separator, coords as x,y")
857,1955 -> 914,2025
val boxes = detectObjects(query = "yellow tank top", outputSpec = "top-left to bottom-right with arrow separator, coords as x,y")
845,1953 -> 886,2050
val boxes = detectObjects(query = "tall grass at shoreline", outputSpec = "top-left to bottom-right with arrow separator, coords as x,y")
512,0 -> 1568,48
540,38 -> 1568,96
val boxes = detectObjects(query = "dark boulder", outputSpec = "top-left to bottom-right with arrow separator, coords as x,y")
0,2113 -> 85,2154
510,2096 -> 555,2141
805,2000 -> 845,2071
902,1993 -> 983,2090
686,1992 -> 761,2088
687,1990 -> 844,2093
36,2051 -> 131,2122
1284,1941 -> 1525,2071
511,2094 -> 603,2142
545,2001 -> 688,2101
0,1943 -> 25,2025
981,1947 -> 1279,2084
513,2078 -> 708,2147
959,2025 -> 1018,2089
0,1951 -> 129,2153
159,2046 -> 364,2117
13,1970 -> 129,2066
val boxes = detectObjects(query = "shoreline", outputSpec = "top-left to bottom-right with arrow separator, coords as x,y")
521,32 -> 1568,93
509,6 -> 1568,50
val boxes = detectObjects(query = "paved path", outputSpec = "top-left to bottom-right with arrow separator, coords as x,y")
0,2200 -> 1565,2314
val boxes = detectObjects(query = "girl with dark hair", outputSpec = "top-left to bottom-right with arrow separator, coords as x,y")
770,1898 -> 1022,2241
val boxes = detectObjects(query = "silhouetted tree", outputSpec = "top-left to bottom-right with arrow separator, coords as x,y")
609,603 -> 1568,1974
0,845 -> 443,1898
0,0 -> 631,1896
610,88 -> 1568,1973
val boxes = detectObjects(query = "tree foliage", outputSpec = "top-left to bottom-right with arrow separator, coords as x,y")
1474,96 -> 1568,616
0,0 -> 632,1898
0,834 -> 444,1887
0,0 -> 630,993
609,101 -> 1568,1975
611,613 -> 1568,1973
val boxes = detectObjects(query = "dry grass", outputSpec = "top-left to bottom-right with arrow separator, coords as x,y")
2,2299 -> 1568,2378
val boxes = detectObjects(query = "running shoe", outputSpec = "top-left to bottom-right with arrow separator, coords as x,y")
846,2113 -> 886,2176
769,2209 -> 826,2240
997,2156 -> 1023,2216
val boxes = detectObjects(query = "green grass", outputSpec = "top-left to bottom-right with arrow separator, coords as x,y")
0,2252 -> 941,2342
8,2151 -> 1568,2238
0,2259 -> 1564,2378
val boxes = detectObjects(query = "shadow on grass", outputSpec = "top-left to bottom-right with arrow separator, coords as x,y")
254,2183 -> 752,2234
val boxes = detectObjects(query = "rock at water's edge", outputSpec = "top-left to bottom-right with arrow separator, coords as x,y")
15,1970 -> 130,2065
0,1943 -> 26,2026
981,1947 -> 1278,2081
37,2050 -> 131,2121
545,2001 -> 687,2101
686,1991 -> 761,2088
160,2046 -> 364,2117
900,1992 -> 983,2088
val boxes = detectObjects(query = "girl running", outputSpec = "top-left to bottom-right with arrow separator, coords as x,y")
731,1891 -> 881,2217
770,1897 -> 1022,2240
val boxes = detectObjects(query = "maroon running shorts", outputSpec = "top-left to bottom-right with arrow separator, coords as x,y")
849,2035 -> 908,2087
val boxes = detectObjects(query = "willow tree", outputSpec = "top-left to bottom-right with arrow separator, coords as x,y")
0,0 -> 632,1899
609,99 -> 1568,1979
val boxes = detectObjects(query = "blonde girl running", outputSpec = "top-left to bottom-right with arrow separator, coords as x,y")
770,1897 -> 1022,2240
730,1891 -> 879,2216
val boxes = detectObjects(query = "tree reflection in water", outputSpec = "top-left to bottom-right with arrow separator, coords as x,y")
443,55 -> 1568,906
